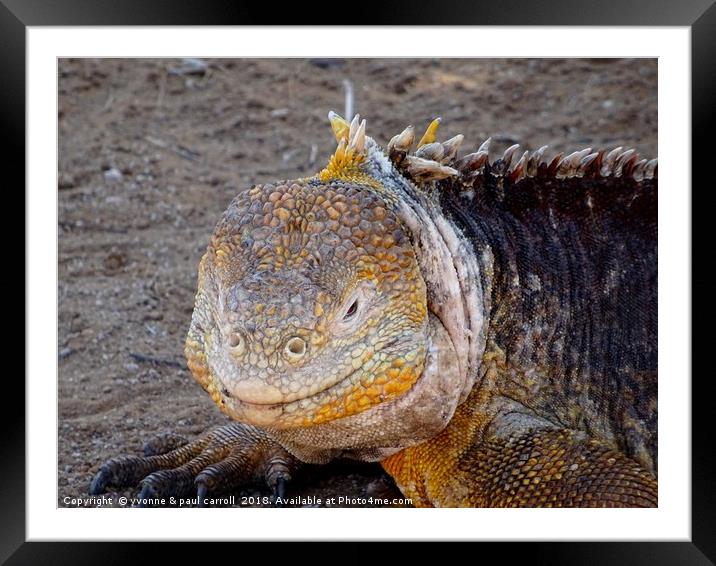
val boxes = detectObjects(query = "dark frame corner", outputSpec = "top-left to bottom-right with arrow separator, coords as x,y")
8,0 -> 712,562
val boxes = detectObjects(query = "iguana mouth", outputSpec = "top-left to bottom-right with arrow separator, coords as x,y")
218,344 -> 426,428
222,364 -> 367,408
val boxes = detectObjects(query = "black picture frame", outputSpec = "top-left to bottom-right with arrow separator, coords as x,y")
8,0 -> 711,560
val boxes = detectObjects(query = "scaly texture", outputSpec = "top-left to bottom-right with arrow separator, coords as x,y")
382,387 -> 657,507
92,112 -> 657,507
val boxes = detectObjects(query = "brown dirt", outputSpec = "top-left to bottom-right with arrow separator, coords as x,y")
58,57 -> 657,507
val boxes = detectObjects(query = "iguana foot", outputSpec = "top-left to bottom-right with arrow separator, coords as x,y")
89,423 -> 301,507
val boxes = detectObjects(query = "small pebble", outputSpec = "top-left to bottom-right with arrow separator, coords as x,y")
104,167 -> 123,182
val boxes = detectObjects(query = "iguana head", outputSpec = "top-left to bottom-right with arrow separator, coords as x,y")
186,113 -> 482,455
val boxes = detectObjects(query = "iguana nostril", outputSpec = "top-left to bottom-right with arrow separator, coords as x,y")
228,332 -> 246,356
284,336 -> 307,360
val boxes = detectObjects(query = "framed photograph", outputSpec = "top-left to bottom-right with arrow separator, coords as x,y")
11,0 -> 710,559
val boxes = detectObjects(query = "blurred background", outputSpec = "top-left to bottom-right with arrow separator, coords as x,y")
58,58 -> 657,507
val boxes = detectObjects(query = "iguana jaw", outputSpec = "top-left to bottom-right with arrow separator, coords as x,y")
207,329 -> 428,430
266,313 -> 463,463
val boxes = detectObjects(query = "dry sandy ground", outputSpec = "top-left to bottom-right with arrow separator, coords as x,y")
58,57 -> 657,507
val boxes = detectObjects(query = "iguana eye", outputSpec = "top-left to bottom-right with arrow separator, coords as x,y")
343,299 -> 358,320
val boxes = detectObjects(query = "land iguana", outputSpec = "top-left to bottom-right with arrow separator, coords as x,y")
90,113 -> 657,507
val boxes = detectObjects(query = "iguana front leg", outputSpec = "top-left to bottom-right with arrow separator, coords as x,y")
381,389 -> 657,508
89,423 -> 301,506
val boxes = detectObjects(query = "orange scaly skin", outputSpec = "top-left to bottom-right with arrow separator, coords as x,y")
382,371 -> 657,508
91,113 -> 658,507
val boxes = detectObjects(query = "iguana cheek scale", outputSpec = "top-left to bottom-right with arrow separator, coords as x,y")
91,112 -> 657,508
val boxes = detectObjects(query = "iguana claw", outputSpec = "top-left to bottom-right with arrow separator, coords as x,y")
89,423 -> 302,507
136,483 -> 156,507
272,475 -> 287,507
196,483 -> 209,508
